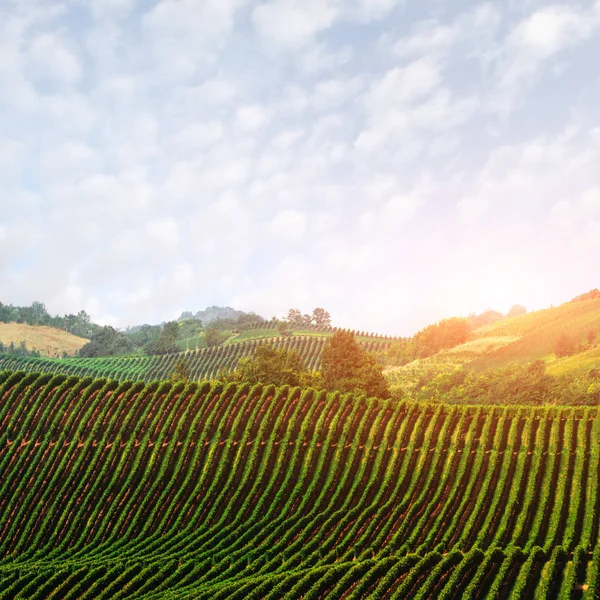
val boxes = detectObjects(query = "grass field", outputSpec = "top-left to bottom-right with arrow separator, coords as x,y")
0,322 -> 88,357
469,296 -> 600,370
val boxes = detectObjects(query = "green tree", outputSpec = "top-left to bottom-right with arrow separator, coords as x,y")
222,345 -> 317,387
80,326 -> 134,357
321,331 -> 390,398
286,309 -> 303,327
312,307 -> 331,327
205,327 -> 228,347
277,320 -> 292,337
144,321 -> 179,355
170,359 -> 191,384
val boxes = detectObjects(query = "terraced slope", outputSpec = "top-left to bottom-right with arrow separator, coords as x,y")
0,335 -> 392,383
0,370 -> 598,598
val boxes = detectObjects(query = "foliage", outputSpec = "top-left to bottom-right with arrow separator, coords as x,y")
170,358 -> 190,384
143,321 -> 179,356
220,345 -> 319,387
388,318 -> 472,365
555,332 -> 576,357
507,304 -> 527,317
466,309 -> 505,329
124,324 -> 161,348
321,330 -> 390,398
0,340 -> 41,358
205,326 -> 229,347
0,335 -> 393,386
177,318 -> 203,339
276,320 -> 292,337
0,300 -> 99,338
284,307 -> 332,328
79,326 -> 134,357
392,359 -> 600,406
0,372 -> 597,597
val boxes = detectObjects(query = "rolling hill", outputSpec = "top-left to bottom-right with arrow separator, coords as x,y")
385,292 -> 600,403
0,322 -> 89,357
0,334 -> 393,383
468,292 -> 600,371
0,371 -> 597,598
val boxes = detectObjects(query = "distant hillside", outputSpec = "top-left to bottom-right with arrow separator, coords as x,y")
384,290 -> 600,405
178,306 -> 254,325
0,323 -> 89,357
468,292 -> 600,370
0,334 -> 393,382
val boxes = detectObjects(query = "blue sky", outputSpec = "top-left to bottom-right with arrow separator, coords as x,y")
1,0 -> 599,335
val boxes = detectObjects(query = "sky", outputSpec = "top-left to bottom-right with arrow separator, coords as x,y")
1,0 -> 599,336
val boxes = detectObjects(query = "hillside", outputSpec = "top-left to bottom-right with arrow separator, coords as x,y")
0,322 -> 89,357
0,335 -> 393,383
468,293 -> 600,371
385,293 -> 600,404
0,371 -> 597,597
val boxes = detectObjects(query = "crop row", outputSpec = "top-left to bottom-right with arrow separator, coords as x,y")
0,336 -> 392,384
0,370 -> 597,598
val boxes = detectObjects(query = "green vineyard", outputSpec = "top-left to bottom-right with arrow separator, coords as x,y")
0,335 -> 392,383
0,369 -> 598,598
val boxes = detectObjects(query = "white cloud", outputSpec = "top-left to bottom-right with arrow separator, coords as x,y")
236,105 -> 271,132
252,0 -> 402,47
168,121 -> 224,152
392,3 -> 500,60
312,76 -> 364,111
88,0 -> 135,20
490,3 -> 600,115
141,0 -> 246,80
267,209 -> 308,242
252,0 -> 339,47
28,33 -> 82,85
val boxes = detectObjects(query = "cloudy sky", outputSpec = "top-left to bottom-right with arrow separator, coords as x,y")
1,0 -> 599,335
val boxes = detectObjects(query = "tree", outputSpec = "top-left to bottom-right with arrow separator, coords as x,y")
321,331 -> 390,398
144,321 -> 179,356
170,359 -> 191,384
312,308 -> 331,327
277,320 -> 292,337
222,345 -> 317,387
205,327 -> 228,347
507,304 -> 527,318
286,309 -> 303,327
588,330 -> 597,346
555,332 -> 576,358
80,326 -> 134,357
29,301 -> 50,325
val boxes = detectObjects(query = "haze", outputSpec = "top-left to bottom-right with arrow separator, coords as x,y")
1,0 -> 599,335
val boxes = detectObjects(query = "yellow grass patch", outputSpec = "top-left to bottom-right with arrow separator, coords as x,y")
443,336 -> 520,356
0,323 -> 89,357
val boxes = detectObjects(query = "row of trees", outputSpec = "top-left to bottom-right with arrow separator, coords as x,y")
0,301 -> 98,339
0,341 -> 43,358
284,307 -> 332,328
218,330 -> 390,398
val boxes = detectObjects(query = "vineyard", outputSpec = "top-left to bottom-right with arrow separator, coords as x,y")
0,370 -> 598,598
0,335 -> 392,383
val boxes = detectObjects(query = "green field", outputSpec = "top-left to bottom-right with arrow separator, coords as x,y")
0,370 -> 598,598
0,335 -> 393,383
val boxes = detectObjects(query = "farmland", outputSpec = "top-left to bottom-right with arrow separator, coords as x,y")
0,335 -> 393,383
0,370 -> 598,598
